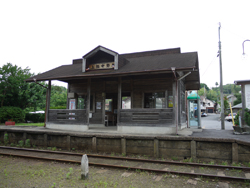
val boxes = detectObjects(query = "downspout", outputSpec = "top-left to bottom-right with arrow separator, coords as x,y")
33,78 -> 48,127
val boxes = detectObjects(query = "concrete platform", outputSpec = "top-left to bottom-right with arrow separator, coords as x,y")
0,125 -> 249,143
1,125 -> 250,163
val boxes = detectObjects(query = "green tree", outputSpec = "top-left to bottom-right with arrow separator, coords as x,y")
0,63 -> 30,107
233,93 -> 241,106
200,83 -> 209,90
206,90 -> 218,102
0,63 -> 46,111
50,85 -> 67,108
218,96 -> 229,113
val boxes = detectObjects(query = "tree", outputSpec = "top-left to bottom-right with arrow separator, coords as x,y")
50,85 -> 67,108
0,63 -> 46,110
206,90 -> 218,102
200,83 -> 209,90
233,93 -> 241,106
215,82 -> 219,87
0,63 -> 31,107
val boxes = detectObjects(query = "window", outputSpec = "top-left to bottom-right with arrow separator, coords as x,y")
105,99 -> 112,111
77,95 -> 94,111
144,92 -> 166,109
122,97 -> 131,109
168,91 -> 173,108
78,97 -> 85,109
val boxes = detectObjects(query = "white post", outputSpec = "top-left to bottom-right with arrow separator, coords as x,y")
81,154 -> 89,179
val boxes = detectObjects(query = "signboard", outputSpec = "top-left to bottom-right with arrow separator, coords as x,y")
245,84 -> 250,109
69,99 -> 76,110
69,99 -> 76,119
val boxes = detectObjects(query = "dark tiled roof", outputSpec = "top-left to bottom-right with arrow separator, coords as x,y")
26,47 -> 200,89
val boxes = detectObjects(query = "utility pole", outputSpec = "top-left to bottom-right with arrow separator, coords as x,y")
218,22 -> 225,129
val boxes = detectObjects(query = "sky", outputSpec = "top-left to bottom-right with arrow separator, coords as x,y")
1,0 -> 250,89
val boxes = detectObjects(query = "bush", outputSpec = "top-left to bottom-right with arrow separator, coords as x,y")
244,108 -> 250,126
25,113 -> 45,123
50,106 -> 67,109
0,106 -> 25,123
234,110 -> 241,126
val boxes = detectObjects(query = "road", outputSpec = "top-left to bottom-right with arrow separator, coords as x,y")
201,113 -> 233,130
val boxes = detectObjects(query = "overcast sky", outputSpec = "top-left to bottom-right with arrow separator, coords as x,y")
1,0 -> 250,89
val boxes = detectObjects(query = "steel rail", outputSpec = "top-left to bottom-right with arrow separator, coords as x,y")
0,152 -> 249,182
0,146 -> 249,171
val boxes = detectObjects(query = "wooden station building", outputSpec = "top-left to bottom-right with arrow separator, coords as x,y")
26,46 -> 200,134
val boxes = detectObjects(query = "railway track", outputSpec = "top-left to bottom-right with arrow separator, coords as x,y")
0,146 -> 250,182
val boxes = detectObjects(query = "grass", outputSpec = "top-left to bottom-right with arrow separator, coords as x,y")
15,123 -> 44,127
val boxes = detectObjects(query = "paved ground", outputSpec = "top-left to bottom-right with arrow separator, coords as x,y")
201,113 -> 233,130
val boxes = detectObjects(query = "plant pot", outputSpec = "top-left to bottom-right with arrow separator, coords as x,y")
233,126 -> 243,133
5,121 -> 15,126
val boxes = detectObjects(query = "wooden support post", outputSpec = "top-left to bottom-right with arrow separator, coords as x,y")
92,137 -> 97,153
117,77 -> 122,124
172,81 -> 176,125
165,90 -> 168,108
154,138 -> 159,158
67,135 -> 71,151
102,92 -> 106,125
87,78 -> 91,126
45,80 -> 51,125
131,79 -> 134,109
121,137 -> 126,155
44,134 -> 48,147
232,142 -> 238,163
67,84 -> 70,109
191,140 -> 197,162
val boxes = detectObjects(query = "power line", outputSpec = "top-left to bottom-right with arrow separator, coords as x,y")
201,55 -> 217,77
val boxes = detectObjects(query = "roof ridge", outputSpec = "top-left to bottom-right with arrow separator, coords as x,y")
120,47 -> 181,58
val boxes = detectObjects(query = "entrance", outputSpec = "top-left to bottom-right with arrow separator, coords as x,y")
105,93 -> 118,126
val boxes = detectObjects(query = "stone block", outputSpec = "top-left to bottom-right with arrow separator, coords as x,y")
159,141 -> 191,149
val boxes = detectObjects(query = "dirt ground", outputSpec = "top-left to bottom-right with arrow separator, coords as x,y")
0,155 -> 249,188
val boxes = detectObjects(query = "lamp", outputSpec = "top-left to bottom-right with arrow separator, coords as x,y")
242,39 -> 250,56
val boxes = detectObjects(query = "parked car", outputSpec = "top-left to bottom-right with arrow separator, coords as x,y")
201,112 -> 207,117
225,113 -> 237,122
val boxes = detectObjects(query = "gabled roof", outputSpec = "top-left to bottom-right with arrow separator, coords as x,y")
26,46 -> 200,89
83,45 -> 118,58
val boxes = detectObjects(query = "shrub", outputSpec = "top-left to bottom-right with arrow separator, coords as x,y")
244,108 -> 250,126
50,106 -> 66,109
4,134 -> 9,145
18,140 -> 24,147
0,106 -> 25,123
25,113 -> 45,123
234,111 -> 240,126
25,139 -> 31,148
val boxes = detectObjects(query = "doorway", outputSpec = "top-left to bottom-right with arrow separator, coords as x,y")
105,93 -> 117,126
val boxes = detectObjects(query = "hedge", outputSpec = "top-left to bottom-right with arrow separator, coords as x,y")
0,106 -> 25,123
25,113 -> 45,123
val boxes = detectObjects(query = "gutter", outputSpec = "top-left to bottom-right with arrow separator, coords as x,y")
26,66 -> 197,82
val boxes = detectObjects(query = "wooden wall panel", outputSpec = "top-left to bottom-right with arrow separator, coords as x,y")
105,81 -> 118,93
69,83 -> 87,94
133,91 -> 142,108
